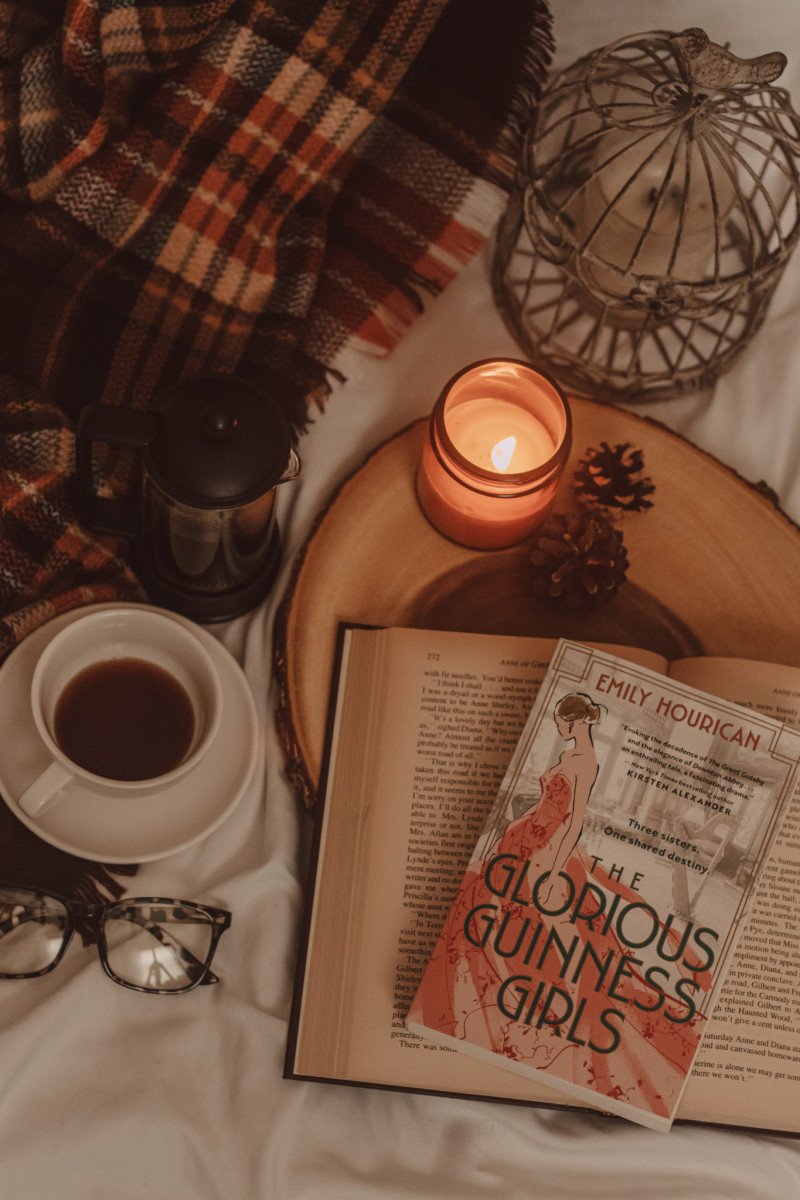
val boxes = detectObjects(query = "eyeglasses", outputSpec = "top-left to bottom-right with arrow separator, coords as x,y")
0,884 -> 232,994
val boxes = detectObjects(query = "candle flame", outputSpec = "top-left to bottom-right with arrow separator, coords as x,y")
491,436 -> 517,472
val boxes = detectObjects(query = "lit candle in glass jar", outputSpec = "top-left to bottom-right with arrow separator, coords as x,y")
416,359 -> 571,550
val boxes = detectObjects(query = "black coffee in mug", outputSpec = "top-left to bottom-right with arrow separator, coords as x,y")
53,658 -> 195,781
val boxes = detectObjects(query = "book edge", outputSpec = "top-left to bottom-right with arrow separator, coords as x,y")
283,621 -> 378,1081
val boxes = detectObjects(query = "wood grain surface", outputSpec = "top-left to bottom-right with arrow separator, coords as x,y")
274,399 -> 800,811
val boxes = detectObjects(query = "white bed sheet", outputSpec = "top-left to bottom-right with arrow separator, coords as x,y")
2,3 -> 800,1197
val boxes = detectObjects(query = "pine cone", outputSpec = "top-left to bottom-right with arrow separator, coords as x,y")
573,442 -> 655,512
530,511 -> 629,610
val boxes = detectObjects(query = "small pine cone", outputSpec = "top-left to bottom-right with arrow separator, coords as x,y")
530,511 -> 629,610
573,442 -> 655,512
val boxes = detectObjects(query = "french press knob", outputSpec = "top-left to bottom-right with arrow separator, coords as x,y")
76,375 -> 300,622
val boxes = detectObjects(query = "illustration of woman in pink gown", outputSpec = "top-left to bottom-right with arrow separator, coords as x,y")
408,693 -> 714,1120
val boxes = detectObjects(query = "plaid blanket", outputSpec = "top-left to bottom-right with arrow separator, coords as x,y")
0,0 -> 552,652
0,0 -> 551,888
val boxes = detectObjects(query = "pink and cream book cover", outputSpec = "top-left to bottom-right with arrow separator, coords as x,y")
407,640 -> 800,1130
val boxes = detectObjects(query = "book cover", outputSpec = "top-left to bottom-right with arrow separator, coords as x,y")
407,639 -> 800,1130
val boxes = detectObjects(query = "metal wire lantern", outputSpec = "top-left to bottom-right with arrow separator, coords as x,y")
492,28 -> 800,401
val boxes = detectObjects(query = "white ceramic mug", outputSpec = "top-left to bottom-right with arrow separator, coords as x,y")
18,607 -> 223,818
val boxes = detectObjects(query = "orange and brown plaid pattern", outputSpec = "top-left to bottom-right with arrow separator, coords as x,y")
0,0 -> 552,658
0,378 -> 144,661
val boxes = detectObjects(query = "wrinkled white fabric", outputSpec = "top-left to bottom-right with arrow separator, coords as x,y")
2,2 -> 800,1197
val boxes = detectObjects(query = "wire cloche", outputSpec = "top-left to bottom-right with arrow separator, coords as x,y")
492,28 -> 800,400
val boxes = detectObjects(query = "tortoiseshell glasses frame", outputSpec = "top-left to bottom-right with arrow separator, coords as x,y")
0,884 -> 232,995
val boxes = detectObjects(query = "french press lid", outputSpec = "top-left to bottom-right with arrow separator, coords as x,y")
145,375 -> 294,509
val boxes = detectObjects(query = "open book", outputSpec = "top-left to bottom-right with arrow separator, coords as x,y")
285,625 -> 800,1134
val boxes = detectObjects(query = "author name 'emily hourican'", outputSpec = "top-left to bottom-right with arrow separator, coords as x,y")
595,672 -> 761,750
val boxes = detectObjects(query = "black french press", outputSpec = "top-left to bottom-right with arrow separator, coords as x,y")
76,375 -> 300,622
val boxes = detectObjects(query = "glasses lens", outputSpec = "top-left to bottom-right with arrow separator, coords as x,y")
103,902 -> 215,992
0,886 -> 69,975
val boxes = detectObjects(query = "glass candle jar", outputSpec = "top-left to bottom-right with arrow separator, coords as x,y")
416,359 -> 571,550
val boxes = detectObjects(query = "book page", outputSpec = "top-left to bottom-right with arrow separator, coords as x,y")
292,627 -> 664,1107
668,657 -> 800,1131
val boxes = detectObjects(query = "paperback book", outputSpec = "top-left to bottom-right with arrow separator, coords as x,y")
406,639 -> 800,1130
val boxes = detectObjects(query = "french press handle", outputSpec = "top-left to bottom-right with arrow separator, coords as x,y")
75,404 -> 160,538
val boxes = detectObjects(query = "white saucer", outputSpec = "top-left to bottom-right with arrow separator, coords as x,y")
0,603 -> 260,863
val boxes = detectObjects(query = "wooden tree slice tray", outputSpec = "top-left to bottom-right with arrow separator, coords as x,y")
274,397 -> 800,811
